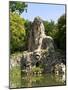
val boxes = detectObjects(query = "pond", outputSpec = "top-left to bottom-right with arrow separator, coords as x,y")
21,73 -> 66,88
10,68 -> 66,88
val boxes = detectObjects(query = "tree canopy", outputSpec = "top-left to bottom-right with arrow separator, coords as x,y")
43,14 -> 66,51
10,12 -> 27,53
43,20 -> 58,38
57,14 -> 66,50
9,1 -> 27,15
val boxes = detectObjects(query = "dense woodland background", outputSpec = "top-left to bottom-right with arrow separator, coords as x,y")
9,2 -> 66,54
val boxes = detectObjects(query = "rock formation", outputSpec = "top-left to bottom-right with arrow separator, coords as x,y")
21,16 -> 65,74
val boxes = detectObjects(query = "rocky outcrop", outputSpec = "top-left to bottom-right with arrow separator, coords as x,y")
21,16 -> 65,74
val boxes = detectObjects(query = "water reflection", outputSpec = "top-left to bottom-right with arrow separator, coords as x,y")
10,72 -> 66,88
55,73 -> 66,84
21,73 -> 66,88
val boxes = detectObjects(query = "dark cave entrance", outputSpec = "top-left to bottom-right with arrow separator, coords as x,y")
36,61 -> 42,67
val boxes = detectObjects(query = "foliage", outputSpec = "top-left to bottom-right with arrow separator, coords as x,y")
43,14 -> 66,51
9,1 -> 27,15
24,20 -> 32,47
56,14 -> 66,50
24,20 -> 31,36
43,20 -> 58,39
10,12 -> 26,53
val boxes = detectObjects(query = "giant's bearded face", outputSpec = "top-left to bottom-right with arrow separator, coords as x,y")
32,16 -> 43,32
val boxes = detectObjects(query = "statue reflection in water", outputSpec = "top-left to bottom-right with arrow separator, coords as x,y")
54,63 -> 66,84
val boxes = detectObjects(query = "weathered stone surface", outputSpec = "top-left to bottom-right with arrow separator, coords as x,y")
28,17 -> 54,52
21,16 -> 65,73
21,17 -> 61,73
10,53 -> 22,69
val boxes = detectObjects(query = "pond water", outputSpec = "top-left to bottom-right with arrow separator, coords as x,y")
21,73 -> 66,88
10,72 -> 66,88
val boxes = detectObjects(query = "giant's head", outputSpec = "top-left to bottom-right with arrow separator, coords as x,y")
32,16 -> 45,34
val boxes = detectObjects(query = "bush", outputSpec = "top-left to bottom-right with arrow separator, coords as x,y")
10,12 -> 26,53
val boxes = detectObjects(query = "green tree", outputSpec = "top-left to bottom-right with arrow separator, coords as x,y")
9,1 -> 27,15
56,14 -> 66,50
10,12 -> 26,53
24,20 -> 32,47
43,20 -> 58,38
